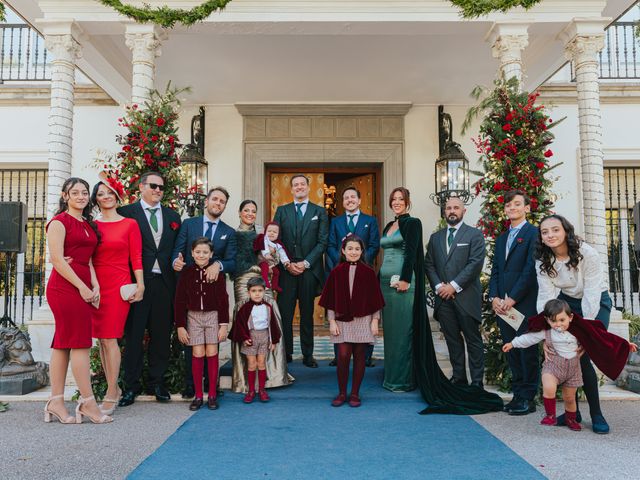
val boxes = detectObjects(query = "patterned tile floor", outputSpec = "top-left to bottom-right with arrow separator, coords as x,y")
292,336 -> 385,359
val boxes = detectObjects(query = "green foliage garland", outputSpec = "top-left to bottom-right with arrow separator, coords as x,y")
97,0 -> 233,28
449,0 -> 542,18
463,77 -> 563,390
0,2 -> 6,23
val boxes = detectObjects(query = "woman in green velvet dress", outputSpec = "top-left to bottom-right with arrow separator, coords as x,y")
230,200 -> 293,393
381,187 -> 503,414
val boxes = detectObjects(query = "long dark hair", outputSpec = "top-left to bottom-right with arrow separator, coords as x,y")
535,214 -> 583,277
54,177 -> 100,242
339,235 -> 366,264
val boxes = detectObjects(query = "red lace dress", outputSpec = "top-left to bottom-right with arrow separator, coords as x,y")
92,218 -> 143,339
46,212 -> 98,349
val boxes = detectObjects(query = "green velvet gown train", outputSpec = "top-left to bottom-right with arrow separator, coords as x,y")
381,214 -> 503,414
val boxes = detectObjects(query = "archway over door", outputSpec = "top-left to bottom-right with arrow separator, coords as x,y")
236,103 -> 410,226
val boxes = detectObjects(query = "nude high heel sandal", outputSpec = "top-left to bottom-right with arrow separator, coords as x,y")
99,387 -> 122,415
75,395 -> 113,424
44,394 -> 76,424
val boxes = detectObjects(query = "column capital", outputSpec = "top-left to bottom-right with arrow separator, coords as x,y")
36,19 -> 83,62
559,18 -> 610,63
124,22 -> 167,61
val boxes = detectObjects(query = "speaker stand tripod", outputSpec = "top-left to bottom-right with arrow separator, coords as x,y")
1,253 -> 16,328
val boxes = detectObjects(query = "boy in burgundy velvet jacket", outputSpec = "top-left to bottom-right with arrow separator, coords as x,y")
175,237 -> 229,411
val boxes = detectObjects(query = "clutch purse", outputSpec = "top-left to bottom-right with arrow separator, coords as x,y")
120,283 -> 137,301
390,275 -> 400,287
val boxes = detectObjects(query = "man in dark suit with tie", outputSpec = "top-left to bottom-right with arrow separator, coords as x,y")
274,174 -> 329,368
326,186 -> 380,366
171,186 -> 237,398
425,197 -> 486,387
488,189 -> 539,415
118,171 -> 182,406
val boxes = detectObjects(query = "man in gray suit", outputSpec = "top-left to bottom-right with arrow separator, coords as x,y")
425,197 -> 486,387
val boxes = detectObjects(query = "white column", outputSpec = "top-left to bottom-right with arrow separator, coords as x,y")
487,22 -> 530,85
560,19 -> 610,274
124,23 -> 165,105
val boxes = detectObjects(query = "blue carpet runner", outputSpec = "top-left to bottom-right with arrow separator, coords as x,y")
129,361 -> 543,480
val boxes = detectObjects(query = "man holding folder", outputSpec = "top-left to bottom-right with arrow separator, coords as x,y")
488,190 -> 540,416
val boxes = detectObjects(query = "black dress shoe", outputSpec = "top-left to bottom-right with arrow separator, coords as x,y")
366,358 -> 376,368
508,399 -> 536,416
118,390 -> 137,407
181,386 -> 195,399
189,398 -> 203,411
286,354 -> 293,363
154,386 -> 171,403
328,358 -> 337,367
503,396 -> 521,413
303,356 -> 318,368
207,397 -> 219,410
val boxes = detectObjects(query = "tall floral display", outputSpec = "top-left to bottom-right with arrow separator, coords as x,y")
98,84 -> 188,209
463,77 -> 562,389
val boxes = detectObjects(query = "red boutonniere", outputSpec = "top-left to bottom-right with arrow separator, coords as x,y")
516,238 -> 524,244
170,222 -> 180,231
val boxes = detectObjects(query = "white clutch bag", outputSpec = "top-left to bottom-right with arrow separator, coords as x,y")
390,275 -> 400,287
120,283 -> 137,301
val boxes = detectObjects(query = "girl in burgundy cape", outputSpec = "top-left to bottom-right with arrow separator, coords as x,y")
319,236 -> 385,407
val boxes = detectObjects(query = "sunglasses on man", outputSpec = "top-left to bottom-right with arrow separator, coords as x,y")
145,183 -> 166,191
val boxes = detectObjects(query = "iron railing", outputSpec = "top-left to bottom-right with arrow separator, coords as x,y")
605,166 -> 640,314
0,23 -> 51,83
0,169 -> 48,325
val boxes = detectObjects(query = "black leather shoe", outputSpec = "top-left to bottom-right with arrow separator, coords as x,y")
181,386 -> 195,399
503,396 -> 521,412
207,397 -> 219,410
286,354 -> 293,363
450,377 -> 468,386
328,358 -> 337,367
303,356 -> 318,368
189,398 -> 203,411
118,390 -> 137,407
508,399 -> 536,416
366,358 -> 376,368
154,385 -> 171,403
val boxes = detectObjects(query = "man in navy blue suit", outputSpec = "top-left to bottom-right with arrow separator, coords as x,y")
488,189 -> 540,416
326,186 -> 380,367
172,186 -> 237,398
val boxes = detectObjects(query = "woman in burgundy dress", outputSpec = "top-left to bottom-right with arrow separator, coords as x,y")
45,177 -> 111,424
91,174 -> 144,415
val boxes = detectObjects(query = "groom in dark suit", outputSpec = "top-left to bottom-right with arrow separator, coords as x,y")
326,186 -> 380,366
425,197 -> 486,387
274,174 -> 328,367
118,171 -> 182,406
489,190 -> 539,415
171,186 -> 237,398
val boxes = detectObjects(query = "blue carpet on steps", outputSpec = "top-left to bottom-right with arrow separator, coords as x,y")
128,361 -> 543,480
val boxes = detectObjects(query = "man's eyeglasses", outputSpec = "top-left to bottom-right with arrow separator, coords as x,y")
145,183 -> 166,191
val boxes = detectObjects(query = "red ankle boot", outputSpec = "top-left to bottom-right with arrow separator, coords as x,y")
259,389 -> 270,402
565,411 -> 582,431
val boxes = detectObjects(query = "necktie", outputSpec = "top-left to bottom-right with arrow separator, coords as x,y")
296,203 -> 304,220
148,208 -> 159,233
447,227 -> 456,248
506,228 -> 518,253
347,214 -> 356,233
205,221 -> 214,240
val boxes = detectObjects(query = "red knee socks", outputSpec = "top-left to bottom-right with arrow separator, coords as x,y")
336,343 -> 353,395
192,356 -> 204,399
258,369 -> 267,390
351,344 -> 366,397
247,370 -> 256,393
543,397 -> 556,417
206,355 -> 219,399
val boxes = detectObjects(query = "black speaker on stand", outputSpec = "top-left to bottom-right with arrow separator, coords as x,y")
0,202 -> 28,327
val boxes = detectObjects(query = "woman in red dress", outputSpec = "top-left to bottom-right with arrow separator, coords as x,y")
45,177 -> 112,424
91,175 -> 144,415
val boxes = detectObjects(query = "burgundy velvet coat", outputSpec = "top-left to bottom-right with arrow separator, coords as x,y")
528,312 -> 633,380
319,261 -> 385,322
174,264 -> 229,329
230,301 -> 281,345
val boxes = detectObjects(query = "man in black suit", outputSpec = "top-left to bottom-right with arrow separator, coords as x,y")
274,174 -> 328,367
488,190 -> 539,415
118,171 -> 182,406
425,197 -> 486,387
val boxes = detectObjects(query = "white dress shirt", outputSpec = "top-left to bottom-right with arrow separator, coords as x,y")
140,198 -> 163,274
294,200 -> 308,218
202,215 -> 219,239
512,329 -> 579,359
250,304 -> 269,330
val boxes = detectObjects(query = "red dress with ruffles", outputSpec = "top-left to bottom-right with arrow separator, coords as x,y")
92,218 -> 143,339
46,212 -> 98,349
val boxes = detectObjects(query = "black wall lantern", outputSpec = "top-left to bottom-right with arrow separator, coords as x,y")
430,105 -> 473,216
179,106 -> 208,217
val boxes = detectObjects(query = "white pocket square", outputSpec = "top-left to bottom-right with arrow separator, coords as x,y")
364,224 -> 369,228
221,234 -> 227,240
311,216 -> 318,221
457,243 -> 469,246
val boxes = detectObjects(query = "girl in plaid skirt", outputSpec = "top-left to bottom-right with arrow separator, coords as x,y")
319,236 -> 385,408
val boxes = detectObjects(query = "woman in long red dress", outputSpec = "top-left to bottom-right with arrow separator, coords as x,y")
45,177 -> 112,424
91,175 -> 144,415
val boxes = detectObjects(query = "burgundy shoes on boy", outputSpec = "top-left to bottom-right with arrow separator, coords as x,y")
259,389 -> 270,402
331,393 -> 347,407
243,391 -> 256,404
